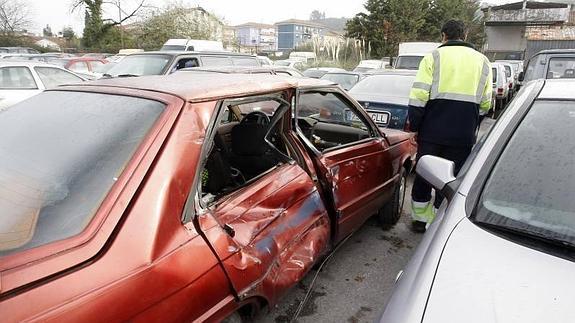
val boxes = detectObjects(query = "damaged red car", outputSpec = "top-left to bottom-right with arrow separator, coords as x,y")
0,73 -> 415,322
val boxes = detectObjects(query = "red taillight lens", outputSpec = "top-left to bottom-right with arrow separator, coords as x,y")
497,88 -> 503,94
509,83 -> 513,88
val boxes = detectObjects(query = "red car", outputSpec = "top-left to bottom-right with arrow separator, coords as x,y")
47,57 -> 108,78
0,73 -> 415,322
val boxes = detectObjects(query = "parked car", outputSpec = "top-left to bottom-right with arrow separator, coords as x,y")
380,79 -> 575,323
320,71 -> 365,90
256,56 -> 273,66
498,61 -> 516,99
0,73 -> 415,322
303,67 -> 347,79
103,51 -> 260,78
0,60 -> 85,111
492,62 -> 510,112
394,42 -> 441,70
47,57 -> 108,79
82,53 -> 113,59
496,59 -> 523,89
274,59 -> 305,70
178,65 -> 304,77
0,47 -> 40,54
521,49 -> 575,83
1,54 -> 56,62
353,59 -> 391,72
348,70 -> 417,129
161,39 -> 225,51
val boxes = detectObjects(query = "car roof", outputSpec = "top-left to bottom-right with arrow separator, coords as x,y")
0,60 -> 61,67
178,65 -> 301,75
322,71 -> 362,76
60,73 -> 334,103
364,69 -> 417,76
538,79 -> 575,100
129,51 -> 256,57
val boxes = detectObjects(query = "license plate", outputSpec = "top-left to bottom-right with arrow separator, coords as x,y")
367,110 -> 390,125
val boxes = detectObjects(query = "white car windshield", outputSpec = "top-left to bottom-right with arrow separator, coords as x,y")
475,101 -> 575,247
105,54 -> 171,77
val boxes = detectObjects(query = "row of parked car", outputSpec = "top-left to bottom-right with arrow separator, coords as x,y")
0,46 -> 419,322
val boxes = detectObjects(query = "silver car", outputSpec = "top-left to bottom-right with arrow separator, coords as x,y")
0,60 -> 85,111
380,79 -> 575,323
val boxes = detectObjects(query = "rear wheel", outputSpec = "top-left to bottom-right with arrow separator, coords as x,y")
378,168 -> 406,230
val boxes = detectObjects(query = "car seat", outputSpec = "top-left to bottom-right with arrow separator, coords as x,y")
230,123 -> 276,179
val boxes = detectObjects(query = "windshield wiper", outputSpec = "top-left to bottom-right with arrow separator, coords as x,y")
101,73 -> 112,78
117,74 -> 139,78
477,221 -> 575,251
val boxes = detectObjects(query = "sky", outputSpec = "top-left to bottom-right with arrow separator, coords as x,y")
28,0 -> 519,36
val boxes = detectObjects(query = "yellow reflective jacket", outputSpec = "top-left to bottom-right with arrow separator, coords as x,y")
408,41 -> 492,146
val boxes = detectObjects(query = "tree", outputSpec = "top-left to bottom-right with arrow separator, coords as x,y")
62,27 -> 76,41
310,10 -> 325,21
0,0 -> 30,34
72,0 -> 146,49
346,0 -> 429,58
345,0 -> 486,58
133,5 -> 223,50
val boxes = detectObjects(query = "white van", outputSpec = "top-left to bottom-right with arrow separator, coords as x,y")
161,39 -> 224,52
394,42 -> 441,70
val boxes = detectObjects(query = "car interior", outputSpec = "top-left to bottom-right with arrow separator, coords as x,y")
200,97 -> 291,202
200,92 -> 375,203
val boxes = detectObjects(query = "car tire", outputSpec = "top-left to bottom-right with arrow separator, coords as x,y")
378,168 -> 406,230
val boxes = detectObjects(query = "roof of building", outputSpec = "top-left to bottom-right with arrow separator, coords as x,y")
60,73 -> 333,103
275,19 -> 327,29
234,22 -> 275,29
483,1 -> 568,11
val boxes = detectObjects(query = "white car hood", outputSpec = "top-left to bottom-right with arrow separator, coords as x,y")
424,218 -> 575,323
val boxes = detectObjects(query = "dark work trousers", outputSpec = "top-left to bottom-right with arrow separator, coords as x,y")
411,141 -> 472,208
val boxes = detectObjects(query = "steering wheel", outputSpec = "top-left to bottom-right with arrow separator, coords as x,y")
241,111 -> 270,126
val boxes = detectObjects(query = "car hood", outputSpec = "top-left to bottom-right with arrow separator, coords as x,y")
424,218 -> 575,323
350,93 -> 409,106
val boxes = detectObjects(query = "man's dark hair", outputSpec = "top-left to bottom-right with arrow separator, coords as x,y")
441,20 -> 466,40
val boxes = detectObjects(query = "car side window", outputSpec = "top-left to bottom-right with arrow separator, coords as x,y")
172,57 -> 199,72
200,56 -> 233,67
0,66 -> 37,89
297,91 -> 374,152
34,67 -> 83,89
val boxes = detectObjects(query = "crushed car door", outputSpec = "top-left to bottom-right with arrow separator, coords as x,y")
294,88 -> 395,242
193,94 -> 331,303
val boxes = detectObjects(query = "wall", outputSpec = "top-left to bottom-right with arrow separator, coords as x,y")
486,25 -> 527,52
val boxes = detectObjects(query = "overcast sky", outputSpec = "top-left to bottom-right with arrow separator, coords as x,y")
28,0 -> 517,36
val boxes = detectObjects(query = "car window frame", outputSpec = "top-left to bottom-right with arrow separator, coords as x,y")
182,91 -> 294,223
0,87 -> 184,289
294,86 -> 382,156
464,81 -> 545,217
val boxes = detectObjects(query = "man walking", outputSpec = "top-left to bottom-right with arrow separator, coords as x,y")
408,19 -> 492,232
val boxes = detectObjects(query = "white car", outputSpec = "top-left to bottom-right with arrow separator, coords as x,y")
491,62 -> 510,113
273,59 -> 305,70
0,61 -> 85,111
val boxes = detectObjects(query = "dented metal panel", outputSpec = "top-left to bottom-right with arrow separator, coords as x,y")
199,164 -> 331,304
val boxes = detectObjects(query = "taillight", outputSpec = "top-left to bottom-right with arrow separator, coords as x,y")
509,83 -> 513,88
497,88 -> 503,94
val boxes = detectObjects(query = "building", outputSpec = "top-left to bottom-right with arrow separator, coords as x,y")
275,19 -> 326,51
483,1 -> 575,60
234,22 -> 277,53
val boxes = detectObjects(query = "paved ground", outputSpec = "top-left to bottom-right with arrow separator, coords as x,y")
255,117 -> 496,323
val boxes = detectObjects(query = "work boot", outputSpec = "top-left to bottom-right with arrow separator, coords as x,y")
411,201 -> 436,233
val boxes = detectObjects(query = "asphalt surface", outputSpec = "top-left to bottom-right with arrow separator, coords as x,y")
255,118 -> 496,323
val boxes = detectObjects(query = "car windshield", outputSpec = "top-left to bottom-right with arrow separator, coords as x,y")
547,57 -> 575,79
320,73 -> 360,90
349,74 -> 415,97
395,56 -> 423,70
0,91 -> 164,256
474,101 -> 575,247
274,61 -> 290,66
106,54 -> 171,77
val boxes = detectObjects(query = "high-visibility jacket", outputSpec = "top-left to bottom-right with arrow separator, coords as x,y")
408,41 -> 492,147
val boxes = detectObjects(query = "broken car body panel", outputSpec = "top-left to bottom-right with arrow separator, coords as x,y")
1,73 -> 415,322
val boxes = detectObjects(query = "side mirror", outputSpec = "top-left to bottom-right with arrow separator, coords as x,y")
518,71 -> 524,82
416,155 -> 456,196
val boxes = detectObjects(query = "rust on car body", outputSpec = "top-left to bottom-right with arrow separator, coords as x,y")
1,72 -> 415,322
